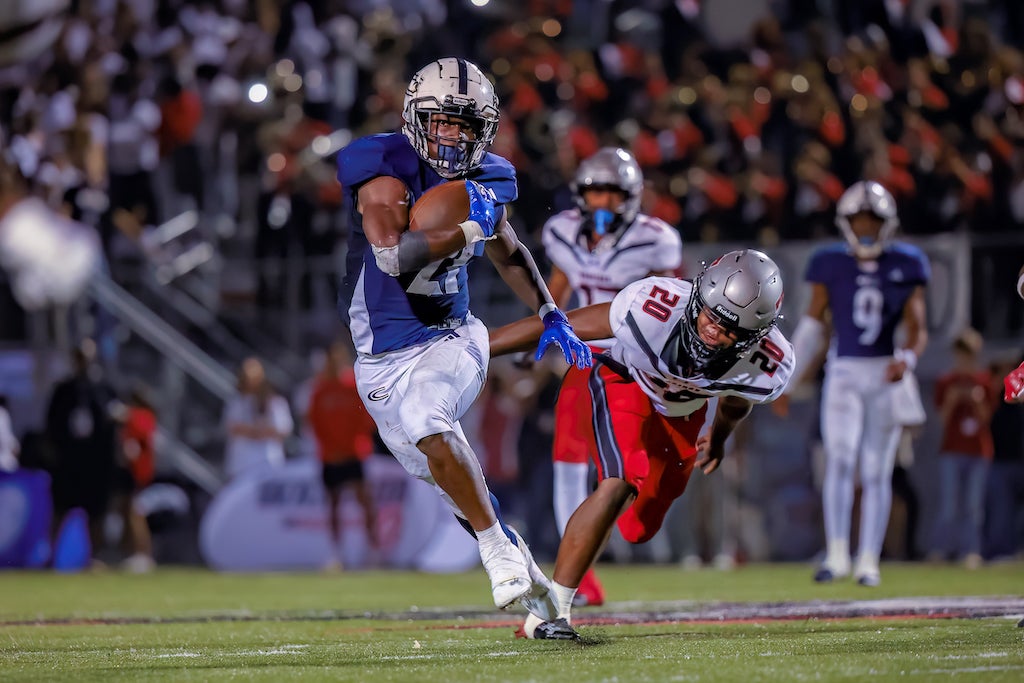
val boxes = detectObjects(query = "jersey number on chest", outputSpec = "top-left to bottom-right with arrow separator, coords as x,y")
852,284 -> 884,346
405,247 -> 473,296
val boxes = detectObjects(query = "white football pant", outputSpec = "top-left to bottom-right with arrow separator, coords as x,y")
820,357 -> 903,567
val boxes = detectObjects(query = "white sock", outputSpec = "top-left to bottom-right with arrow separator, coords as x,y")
553,462 -> 589,536
550,581 -> 578,622
826,539 -> 850,568
476,521 -> 507,551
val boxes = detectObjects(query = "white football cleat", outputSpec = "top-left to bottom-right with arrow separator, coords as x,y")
853,555 -> 880,587
480,538 -> 532,609
508,526 -> 555,621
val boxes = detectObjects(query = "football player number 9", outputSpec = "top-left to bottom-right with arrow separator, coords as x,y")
852,285 -> 884,346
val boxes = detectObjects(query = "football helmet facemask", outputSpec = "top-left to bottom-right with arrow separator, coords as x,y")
402,57 -> 500,178
570,147 -> 643,236
679,249 -> 784,372
835,180 -> 899,260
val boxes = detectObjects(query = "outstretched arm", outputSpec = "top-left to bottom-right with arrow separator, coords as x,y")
490,303 -> 612,357
486,221 -> 593,368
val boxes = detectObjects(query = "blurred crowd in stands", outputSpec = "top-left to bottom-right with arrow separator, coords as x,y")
2,0 -> 1024,288
2,1 -> 1023,570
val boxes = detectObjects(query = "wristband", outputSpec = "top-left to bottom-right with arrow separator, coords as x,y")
894,347 -> 918,371
538,303 -> 558,320
459,220 -> 488,245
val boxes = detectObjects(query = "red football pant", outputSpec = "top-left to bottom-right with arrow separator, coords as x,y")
561,362 -> 706,544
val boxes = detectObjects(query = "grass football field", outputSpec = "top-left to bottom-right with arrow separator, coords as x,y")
1,562 -> 1022,682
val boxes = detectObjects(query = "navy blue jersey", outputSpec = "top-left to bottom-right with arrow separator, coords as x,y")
805,242 -> 930,358
336,133 -> 517,355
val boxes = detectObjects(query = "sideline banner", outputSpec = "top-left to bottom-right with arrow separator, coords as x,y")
0,469 -> 52,569
199,455 -> 479,572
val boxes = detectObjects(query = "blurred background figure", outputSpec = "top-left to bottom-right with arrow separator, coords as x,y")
929,328 -> 994,569
45,339 -> 121,566
984,353 -> 1024,560
114,386 -> 158,573
222,357 -> 293,481
0,394 -> 20,472
305,340 -> 377,570
780,181 -> 929,587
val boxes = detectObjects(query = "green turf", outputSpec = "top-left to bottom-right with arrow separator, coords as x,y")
1,563 -> 1022,682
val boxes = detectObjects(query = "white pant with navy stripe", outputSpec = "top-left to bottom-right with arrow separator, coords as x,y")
354,315 -> 489,488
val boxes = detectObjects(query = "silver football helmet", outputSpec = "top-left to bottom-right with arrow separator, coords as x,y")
680,249 -> 784,370
570,147 -> 643,235
835,180 -> 899,259
402,57 -> 500,178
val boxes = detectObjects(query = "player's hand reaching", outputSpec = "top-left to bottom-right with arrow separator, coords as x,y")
464,180 -> 499,240
695,434 -> 725,475
535,309 -> 593,369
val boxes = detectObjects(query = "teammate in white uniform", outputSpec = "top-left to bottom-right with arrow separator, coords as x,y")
777,181 -> 929,587
541,147 -> 682,606
492,249 -> 793,639
336,58 -> 591,617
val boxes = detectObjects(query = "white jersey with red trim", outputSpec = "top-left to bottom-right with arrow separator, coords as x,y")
543,209 -> 682,346
606,277 -> 795,417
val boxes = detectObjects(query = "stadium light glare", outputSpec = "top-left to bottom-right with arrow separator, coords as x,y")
247,83 -> 269,103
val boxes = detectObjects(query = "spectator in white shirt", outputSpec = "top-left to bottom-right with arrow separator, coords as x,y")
222,356 -> 293,481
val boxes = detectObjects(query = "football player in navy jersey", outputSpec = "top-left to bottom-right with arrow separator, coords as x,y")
335,57 -> 591,617
777,181 -> 929,587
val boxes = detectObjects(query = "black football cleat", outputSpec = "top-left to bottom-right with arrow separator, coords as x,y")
532,618 -> 581,641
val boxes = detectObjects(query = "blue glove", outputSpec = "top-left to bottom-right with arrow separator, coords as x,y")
535,309 -> 593,369
465,180 -> 498,238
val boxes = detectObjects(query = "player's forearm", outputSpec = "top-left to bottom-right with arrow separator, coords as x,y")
709,397 -> 752,445
490,303 -> 613,356
490,317 -> 546,356
493,240 -> 555,314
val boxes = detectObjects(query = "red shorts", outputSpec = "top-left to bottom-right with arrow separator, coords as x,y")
555,360 -> 707,543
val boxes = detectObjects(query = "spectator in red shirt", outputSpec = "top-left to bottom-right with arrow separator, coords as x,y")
113,386 -> 158,573
306,340 -> 378,570
929,328 -> 994,568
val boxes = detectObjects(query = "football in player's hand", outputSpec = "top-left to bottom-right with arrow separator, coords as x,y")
409,180 -> 472,257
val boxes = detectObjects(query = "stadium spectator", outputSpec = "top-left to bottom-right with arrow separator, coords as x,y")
306,340 -> 377,570
45,339 -> 122,565
929,328 -> 994,569
222,356 -> 293,481
115,386 -> 158,573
